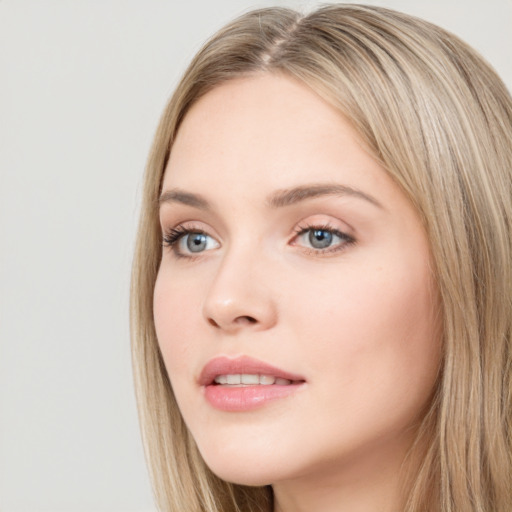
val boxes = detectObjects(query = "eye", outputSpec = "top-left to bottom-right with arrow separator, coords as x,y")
163,226 -> 220,257
293,224 -> 354,254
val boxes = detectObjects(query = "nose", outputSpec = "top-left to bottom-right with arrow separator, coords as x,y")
202,250 -> 278,333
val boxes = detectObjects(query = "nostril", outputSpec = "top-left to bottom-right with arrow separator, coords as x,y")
206,313 -> 261,330
235,315 -> 257,325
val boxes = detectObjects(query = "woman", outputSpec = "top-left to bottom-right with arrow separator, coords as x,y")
131,4 -> 512,511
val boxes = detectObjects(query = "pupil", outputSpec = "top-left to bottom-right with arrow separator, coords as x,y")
309,229 -> 332,249
187,233 -> 207,252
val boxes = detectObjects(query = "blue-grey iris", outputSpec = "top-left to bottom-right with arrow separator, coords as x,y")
187,233 -> 208,252
309,229 -> 333,249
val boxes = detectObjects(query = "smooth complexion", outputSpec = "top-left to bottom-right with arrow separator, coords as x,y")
154,74 -> 442,512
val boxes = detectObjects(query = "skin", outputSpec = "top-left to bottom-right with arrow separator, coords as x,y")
154,74 -> 442,512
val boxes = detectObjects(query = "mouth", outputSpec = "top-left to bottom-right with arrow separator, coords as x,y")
199,355 -> 305,386
199,356 -> 306,411
213,374 -> 295,386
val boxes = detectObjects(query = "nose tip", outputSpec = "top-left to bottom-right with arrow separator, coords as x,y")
202,277 -> 277,333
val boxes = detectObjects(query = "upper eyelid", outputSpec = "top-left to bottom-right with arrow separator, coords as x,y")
163,224 -> 216,240
162,218 -> 352,237
162,220 -> 215,236
293,216 -> 354,236
158,206 -> 224,234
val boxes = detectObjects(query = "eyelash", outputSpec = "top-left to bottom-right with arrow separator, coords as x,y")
162,225 -> 208,259
162,223 -> 355,258
292,223 -> 355,256
162,225 -> 194,246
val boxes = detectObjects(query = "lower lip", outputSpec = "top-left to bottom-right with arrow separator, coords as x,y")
204,383 -> 303,412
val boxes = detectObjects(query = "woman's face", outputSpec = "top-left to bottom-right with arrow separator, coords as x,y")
154,74 -> 441,491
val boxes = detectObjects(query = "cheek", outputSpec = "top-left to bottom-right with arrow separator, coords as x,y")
153,268 -> 200,375
286,255 -> 441,417
289,256 -> 437,342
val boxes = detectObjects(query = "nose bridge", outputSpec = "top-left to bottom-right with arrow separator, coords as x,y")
202,238 -> 277,332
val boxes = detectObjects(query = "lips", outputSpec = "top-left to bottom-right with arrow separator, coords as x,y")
199,356 -> 306,412
199,355 -> 305,386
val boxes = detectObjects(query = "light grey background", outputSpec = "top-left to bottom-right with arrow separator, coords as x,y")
1,0 -> 510,510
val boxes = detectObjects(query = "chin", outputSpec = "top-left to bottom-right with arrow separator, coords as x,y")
202,457 -> 275,486
194,438 -> 286,486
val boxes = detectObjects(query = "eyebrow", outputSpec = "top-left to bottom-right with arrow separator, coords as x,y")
267,183 -> 383,209
159,189 -> 211,209
158,183 -> 383,210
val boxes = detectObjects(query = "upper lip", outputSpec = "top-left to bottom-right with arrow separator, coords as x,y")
199,356 -> 306,386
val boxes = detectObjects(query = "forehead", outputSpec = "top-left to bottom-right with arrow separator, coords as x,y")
162,74 -> 388,201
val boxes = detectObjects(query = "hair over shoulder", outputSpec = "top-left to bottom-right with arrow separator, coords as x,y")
131,4 -> 512,511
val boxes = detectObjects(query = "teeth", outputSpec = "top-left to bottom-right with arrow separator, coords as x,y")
215,375 -> 227,385
259,375 -> 276,385
213,374 -> 293,386
226,374 -> 241,385
241,374 -> 259,385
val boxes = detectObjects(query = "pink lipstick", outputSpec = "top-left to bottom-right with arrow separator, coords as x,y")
199,356 -> 305,412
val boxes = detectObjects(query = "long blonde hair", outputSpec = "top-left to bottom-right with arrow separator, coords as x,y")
131,5 -> 512,511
